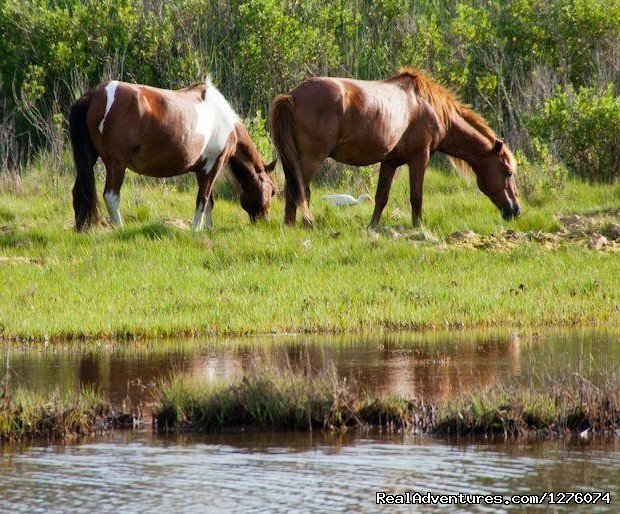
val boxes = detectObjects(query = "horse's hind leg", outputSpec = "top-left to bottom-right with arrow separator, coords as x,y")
299,157 -> 322,227
103,161 -> 126,227
204,196 -> 214,229
369,161 -> 398,228
285,172 -> 315,227
284,189 -> 297,226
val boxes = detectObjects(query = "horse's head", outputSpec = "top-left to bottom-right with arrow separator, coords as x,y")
239,159 -> 278,221
476,140 -> 521,220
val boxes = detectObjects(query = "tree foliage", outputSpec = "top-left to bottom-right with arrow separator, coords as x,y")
1,0 -> 619,181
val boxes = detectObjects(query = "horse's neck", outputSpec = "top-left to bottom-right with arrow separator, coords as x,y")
229,125 -> 261,188
438,115 -> 493,167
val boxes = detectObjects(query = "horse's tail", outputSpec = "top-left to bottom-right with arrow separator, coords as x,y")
269,94 -> 310,222
69,91 -> 99,231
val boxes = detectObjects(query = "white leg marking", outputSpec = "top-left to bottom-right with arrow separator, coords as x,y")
192,201 -> 206,231
99,80 -> 120,134
104,191 -> 123,226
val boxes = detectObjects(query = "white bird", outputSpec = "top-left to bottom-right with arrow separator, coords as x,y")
322,193 -> 372,206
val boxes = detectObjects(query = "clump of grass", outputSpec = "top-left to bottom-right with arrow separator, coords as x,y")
154,366 -> 427,433
0,386 -> 133,442
153,366 -> 620,439
436,372 -> 620,438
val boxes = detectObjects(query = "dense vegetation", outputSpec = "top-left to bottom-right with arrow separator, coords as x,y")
1,0 -> 619,184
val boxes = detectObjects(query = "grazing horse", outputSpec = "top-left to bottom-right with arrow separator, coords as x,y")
69,78 -> 277,231
270,68 -> 520,227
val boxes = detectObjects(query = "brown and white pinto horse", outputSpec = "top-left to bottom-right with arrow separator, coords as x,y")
270,68 -> 520,227
69,78 -> 277,231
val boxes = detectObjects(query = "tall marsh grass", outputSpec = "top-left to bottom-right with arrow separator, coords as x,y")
153,364 -> 620,439
0,385 -> 131,442
154,365 -> 422,432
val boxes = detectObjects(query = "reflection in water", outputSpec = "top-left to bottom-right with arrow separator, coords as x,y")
0,329 -> 619,513
1,432 -> 618,513
2,328 -> 618,406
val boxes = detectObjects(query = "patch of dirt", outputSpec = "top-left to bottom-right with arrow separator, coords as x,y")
0,256 -> 46,266
369,210 -> 620,252
162,218 -> 191,231
555,210 -> 620,251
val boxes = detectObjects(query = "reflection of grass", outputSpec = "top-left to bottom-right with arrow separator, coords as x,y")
0,386 -> 132,442
0,168 -> 619,341
153,365 -> 620,438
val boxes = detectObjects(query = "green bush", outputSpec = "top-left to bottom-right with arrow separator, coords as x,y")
527,85 -> 620,182
515,143 -> 569,204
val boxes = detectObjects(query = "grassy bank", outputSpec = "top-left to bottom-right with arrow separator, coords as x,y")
0,386 -> 132,442
1,164 -> 619,341
153,366 -> 620,439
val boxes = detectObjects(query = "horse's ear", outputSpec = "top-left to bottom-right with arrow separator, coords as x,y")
493,139 -> 504,155
264,159 -> 277,173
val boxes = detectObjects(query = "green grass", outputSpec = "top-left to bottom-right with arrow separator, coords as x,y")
0,162 -> 619,341
0,386 -> 131,441
153,363 -> 620,438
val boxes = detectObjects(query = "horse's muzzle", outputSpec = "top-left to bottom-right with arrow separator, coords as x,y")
501,202 -> 521,221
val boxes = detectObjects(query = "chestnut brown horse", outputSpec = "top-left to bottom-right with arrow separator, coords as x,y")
69,78 -> 277,231
270,68 -> 520,227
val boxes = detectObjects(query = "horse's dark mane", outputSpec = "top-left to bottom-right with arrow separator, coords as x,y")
391,67 -> 514,173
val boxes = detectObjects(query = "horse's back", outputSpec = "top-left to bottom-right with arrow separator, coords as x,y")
289,76 -> 416,165
85,80 -> 234,176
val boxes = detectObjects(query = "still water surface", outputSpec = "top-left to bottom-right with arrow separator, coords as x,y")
1,329 -> 618,512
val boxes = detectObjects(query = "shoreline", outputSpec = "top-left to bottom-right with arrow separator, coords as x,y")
1,318 -> 619,345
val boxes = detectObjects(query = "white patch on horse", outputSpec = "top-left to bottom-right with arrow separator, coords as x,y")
99,80 -> 120,134
193,81 -> 238,173
104,191 -> 123,226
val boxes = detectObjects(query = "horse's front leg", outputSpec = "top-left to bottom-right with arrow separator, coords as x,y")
192,150 -> 231,231
193,184 -> 215,230
408,148 -> 430,226
369,161 -> 397,228
193,170 -> 210,230
103,161 -> 126,227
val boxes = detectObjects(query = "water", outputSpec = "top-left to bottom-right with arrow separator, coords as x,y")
3,328 -> 619,405
1,329 -> 619,512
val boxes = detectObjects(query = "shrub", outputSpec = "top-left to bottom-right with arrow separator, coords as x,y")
526,85 -> 620,182
1,0 -> 619,183
515,142 -> 569,203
